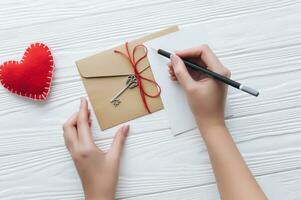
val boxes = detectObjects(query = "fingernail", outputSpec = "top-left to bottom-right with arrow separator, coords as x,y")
80,98 -> 83,109
170,54 -> 179,65
170,54 -> 175,62
80,97 -> 86,110
122,124 -> 130,137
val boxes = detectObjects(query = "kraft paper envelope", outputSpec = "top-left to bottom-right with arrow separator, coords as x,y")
76,26 -> 179,130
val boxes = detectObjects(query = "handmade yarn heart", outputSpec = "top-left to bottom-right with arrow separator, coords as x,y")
0,43 -> 54,101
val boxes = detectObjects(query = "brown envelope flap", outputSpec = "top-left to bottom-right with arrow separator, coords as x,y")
76,26 -> 179,78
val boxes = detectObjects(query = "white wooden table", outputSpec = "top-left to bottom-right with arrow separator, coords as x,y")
1,0 -> 301,199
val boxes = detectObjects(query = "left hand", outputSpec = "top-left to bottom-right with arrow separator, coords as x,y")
63,97 -> 129,200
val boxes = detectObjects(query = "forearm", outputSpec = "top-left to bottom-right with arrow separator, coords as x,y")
198,121 -> 267,200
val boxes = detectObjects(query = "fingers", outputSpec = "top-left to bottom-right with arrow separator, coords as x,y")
63,112 -> 79,152
167,61 -> 177,81
175,46 -> 203,58
175,44 -> 231,77
77,97 -> 95,147
108,124 -> 129,162
88,109 -> 92,127
170,54 -> 194,89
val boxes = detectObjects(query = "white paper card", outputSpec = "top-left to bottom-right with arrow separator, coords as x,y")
145,26 -> 232,135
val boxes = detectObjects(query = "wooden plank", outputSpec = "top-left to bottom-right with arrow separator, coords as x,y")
1,2 -> 301,154
0,0 -> 298,31
125,169 -> 300,200
0,0 -> 301,199
0,125 -> 300,199
1,80 -> 301,155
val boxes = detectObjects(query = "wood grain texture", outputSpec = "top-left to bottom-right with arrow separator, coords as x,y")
0,0 -> 301,199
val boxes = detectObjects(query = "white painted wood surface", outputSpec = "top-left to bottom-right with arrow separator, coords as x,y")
0,0 -> 300,199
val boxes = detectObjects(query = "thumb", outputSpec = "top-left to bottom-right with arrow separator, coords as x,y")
109,124 -> 129,161
170,54 -> 194,89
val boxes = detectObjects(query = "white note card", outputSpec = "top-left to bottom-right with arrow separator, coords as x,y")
145,25 -> 232,135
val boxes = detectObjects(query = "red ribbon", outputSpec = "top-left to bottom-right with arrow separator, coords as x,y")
114,42 -> 161,113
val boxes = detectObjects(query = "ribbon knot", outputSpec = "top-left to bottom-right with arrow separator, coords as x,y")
114,42 -> 161,113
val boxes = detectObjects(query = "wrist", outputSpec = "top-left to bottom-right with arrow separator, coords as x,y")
85,193 -> 114,200
86,197 -> 113,200
200,123 -> 227,134
196,117 -> 227,135
198,123 -> 229,144
196,117 -> 225,132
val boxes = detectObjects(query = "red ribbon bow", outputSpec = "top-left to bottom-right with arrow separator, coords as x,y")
114,42 -> 161,113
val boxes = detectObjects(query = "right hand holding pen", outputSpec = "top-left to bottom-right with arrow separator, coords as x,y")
169,45 -> 268,200
168,44 -> 231,131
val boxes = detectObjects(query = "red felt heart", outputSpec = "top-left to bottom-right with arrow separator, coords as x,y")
0,43 -> 54,101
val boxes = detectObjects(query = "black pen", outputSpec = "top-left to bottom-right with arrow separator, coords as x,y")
151,48 -> 259,97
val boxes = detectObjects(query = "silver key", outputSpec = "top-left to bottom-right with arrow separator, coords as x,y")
110,75 -> 138,106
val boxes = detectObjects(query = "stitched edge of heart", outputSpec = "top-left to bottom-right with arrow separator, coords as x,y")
0,43 -> 54,101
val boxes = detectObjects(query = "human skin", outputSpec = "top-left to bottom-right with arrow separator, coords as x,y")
63,98 -> 129,200
63,44 -> 267,200
168,44 -> 267,200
